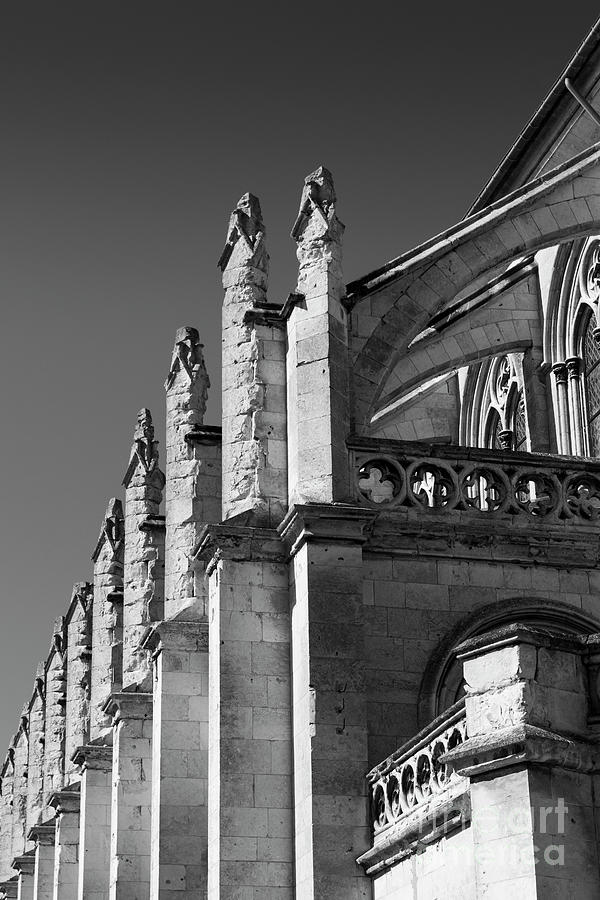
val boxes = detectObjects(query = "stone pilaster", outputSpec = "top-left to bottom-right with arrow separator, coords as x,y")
12,853 -> 34,900
281,505 -> 373,900
200,526 -> 293,900
445,625 -> 600,898
72,745 -> 111,900
64,585 -> 93,780
219,193 -> 287,525
25,669 -> 46,837
0,750 -> 16,880
90,500 -> 124,740
142,622 -> 208,900
104,694 -> 153,900
288,167 -> 350,505
27,825 -> 54,900
164,327 -> 219,621
48,791 -> 80,900
42,626 -> 66,819
122,409 -> 165,690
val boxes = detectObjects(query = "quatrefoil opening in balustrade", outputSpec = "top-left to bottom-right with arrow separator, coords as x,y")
564,474 -> 600,520
408,463 -> 456,509
357,460 -> 403,505
460,466 -> 509,513
514,472 -> 559,517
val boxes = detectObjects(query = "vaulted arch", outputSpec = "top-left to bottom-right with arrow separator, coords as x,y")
349,142 -> 600,431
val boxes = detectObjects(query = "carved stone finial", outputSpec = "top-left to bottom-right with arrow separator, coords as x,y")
71,581 -> 93,611
92,498 -> 125,562
165,326 -> 208,393
123,408 -> 159,481
291,166 -> 342,242
218,192 -> 267,275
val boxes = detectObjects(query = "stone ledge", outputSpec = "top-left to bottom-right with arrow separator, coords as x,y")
71,743 -> 113,771
102,691 -> 153,723
356,786 -> 470,875
443,723 -> 599,777
48,787 -> 80,815
278,503 -> 377,558
139,514 -> 166,532
141,619 -> 209,656
195,522 -> 285,574
184,424 -> 222,445
27,824 -> 55,845
11,853 -> 34,875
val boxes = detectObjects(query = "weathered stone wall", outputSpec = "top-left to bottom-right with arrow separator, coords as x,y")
42,632 -> 66,818
24,670 -> 45,837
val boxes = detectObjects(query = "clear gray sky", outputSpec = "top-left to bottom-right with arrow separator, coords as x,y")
0,2 -> 598,752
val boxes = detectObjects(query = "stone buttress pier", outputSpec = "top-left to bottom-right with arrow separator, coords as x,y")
42,624 -> 66,822
218,193 -> 287,525
90,500 -> 124,740
71,745 -> 111,900
27,824 -> 54,900
64,585 -> 93,780
141,328 -> 220,899
287,167 -> 350,505
122,408 -> 165,690
24,667 -> 45,845
48,789 -> 80,900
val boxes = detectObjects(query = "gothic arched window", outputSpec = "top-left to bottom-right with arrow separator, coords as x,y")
583,313 -> 600,456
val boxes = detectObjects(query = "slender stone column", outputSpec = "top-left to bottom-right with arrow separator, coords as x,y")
0,749 -> 16,880
122,409 -> 165,690
142,622 -> 209,900
202,527 -> 293,900
12,854 -> 34,900
72,745 -> 111,900
105,693 -> 153,900
27,826 -> 54,900
288,167 -> 350,505
566,356 -> 585,455
42,625 -> 67,820
164,327 -> 215,621
25,670 -> 46,838
219,193 -> 287,525
64,585 -> 93,781
552,362 -> 571,454
49,791 -> 80,900
90,501 -> 124,740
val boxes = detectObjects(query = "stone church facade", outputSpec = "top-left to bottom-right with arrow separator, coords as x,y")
7,20 -> 600,900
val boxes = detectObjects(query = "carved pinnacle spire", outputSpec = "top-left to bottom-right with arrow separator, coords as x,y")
165,326 -> 209,398
218,192 -> 266,272
123,407 -> 161,486
291,165 -> 344,246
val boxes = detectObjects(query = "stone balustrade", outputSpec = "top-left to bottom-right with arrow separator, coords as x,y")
367,700 -> 467,837
350,436 -> 600,523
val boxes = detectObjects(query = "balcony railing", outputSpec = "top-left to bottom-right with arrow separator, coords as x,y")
367,700 -> 467,836
349,437 -> 600,524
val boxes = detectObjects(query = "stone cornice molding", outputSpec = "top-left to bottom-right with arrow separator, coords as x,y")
278,503 -> 378,558
71,743 -> 113,772
443,722 -> 599,777
140,620 -> 209,658
102,691 -> 152,724
48,789 -> 80,815
11,853 -> 35,875
194,523 -> 285,576
27,824 -> 55,846
455,622 -> 591,660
